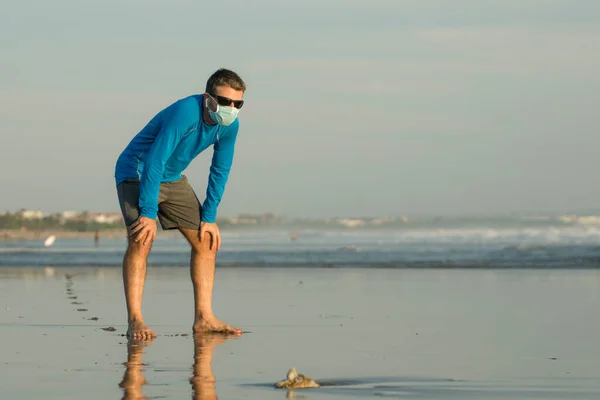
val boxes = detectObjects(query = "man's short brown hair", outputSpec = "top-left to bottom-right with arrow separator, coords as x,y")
205,68 -> 247,93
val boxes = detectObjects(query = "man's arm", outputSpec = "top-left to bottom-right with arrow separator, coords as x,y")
139,101 -> 196,219
202,126 -> 239,223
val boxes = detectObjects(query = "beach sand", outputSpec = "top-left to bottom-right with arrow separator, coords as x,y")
1,266 -> 599,399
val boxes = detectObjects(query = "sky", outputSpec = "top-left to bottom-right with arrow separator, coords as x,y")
1,0 -> 599,218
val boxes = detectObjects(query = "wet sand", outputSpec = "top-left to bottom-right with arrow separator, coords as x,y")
1,266 -> 599,399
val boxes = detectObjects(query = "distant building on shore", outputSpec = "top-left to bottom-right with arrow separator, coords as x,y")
87,212 -> 122,224
16,209 -> 45,220
6,209 -> 124,226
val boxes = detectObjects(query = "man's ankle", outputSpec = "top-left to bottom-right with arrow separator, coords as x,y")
195,312 -> 214,320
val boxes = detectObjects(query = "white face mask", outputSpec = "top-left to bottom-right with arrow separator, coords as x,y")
206,96 -> 239,126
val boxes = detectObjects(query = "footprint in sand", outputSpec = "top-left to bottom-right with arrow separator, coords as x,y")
64,274 -> 90,314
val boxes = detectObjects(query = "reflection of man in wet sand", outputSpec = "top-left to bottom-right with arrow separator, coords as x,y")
119,334 -> 236,400
119,340 -> 150,400
191,334 -> 237,400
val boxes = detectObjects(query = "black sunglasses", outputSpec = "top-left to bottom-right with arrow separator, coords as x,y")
208,93 -> 244,109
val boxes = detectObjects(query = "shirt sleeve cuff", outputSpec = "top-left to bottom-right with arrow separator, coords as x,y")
201,212 -> 216,223
140,210 -> 158,220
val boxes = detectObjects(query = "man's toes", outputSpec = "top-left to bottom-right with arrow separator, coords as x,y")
142,330 -> 155,339
220,326 -> 241,335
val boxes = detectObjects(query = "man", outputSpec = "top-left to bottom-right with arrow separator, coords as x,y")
114,68 -> 246,340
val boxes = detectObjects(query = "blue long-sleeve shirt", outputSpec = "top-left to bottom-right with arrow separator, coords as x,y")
114,94 -> 238,223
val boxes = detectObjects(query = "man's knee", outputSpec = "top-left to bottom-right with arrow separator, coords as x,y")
190,237 -> 217,259
126,236 -> 153,257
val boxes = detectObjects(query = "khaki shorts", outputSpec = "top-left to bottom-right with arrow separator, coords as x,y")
116,176 -> 202,230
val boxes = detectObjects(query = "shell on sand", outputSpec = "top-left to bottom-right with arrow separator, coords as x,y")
275,368 -> 320,389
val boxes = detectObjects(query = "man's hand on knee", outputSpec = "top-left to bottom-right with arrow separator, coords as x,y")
129,216 -> 157,246
199,222 -> 221,251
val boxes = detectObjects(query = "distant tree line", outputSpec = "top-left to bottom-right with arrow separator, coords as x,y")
0,213 -> 124,232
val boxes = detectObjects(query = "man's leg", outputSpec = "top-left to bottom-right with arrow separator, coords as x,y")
178,228 -> 242,335
117,179 -> 158,340
123,236 -> 156,339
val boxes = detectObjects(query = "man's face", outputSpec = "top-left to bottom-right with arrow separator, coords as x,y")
206,85 -> 244,112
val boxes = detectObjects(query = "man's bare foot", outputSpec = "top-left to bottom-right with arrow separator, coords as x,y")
193,316 -> 242,335
127,320 -> 156,340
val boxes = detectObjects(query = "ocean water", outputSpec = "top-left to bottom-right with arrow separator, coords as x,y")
1,215 -> 600,268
